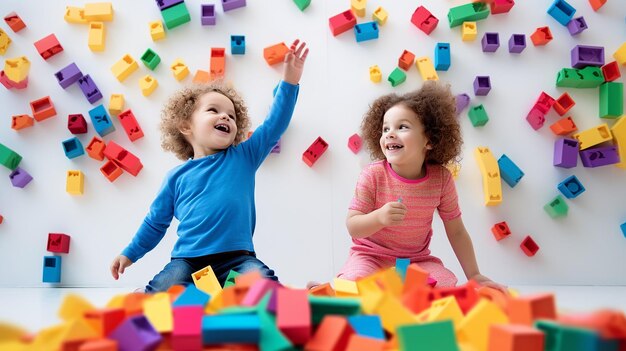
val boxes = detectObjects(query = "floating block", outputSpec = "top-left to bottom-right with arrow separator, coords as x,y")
89,104 -> 115,137
78,74 -> 103,104
473,76 -> 491,96
599,82 -> 623,119
149,20 -> 165,41
468,104 -> 489,127
474,146 -> 502,206
47,233 -> 70,253
398,50 -> 415,71
447,2 -> 489,28
571,45 -> 604,68
455,93 -> 470,115
553,92 -> 575,116
109,315 -> 162,351
347,316 -> 384,340
85,2 -> 114,21
30,96 -> 57,122
68,114 -> 88,134
201,4 -> 216,25
462,22 -> 477,41
530,26 -> 553,46
508,34 -> 526,53
580,145 -> 619,167
415,57 -> 438,81
303,137 -> 329,167
434,43 -> 451,71
34,34 -> 63,60
222,0 -> 246,12
348,133 -> 362,154
100,160 -> 123,182
109,94 -> 125,115
139,75 -> 158,96
490,0 -> 515,14
118,109 -> 144,142
567,16 -> 587,35
171,58 -> 189,81
55,63 -> 83,89
411,6 -> 438,35
140,48 -> 161,70
162,2 -> 191,29
9,167 -> 32,188
369,65 -> 381,83
210,48 -> 225,80
88,22 -> 106,52
4,12 -> 26,32
498,154 -> 524,188
544,195 -> 568,218
202,314 -> 260,344
550,116 -> 577,135
231,35 -> 245,54
547,0 -> 576,26
43,256 -> 61,283
491,221 -> 511,241
573,123 -> 611,149
0,142 -> 22,170
62,137 -> 85,159
64,6 -> 87,24
4,56 -> 31,84
11,114 -> 34,131
482,32 -> 500,52
602,61 -> 621,82
329,10 -> 357,36
553,138 -> 579,168
488,324 -> 545,351
263,42 -> 289,65
372,6 -> 388,25
388,67 -> 406,87
66,171 -> 84,195
558,175 -> 585,199
111,54 -> 138,82
354,21 -> 379,42
103,141 -> 143,176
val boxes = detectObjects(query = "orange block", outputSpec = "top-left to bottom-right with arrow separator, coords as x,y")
277,288 -> 311,345
263,42 -> 289,65
401,286 -> 434,314
588,0 -> 607,11
86,136 -> 106,161
403,263 -> 429,294
167,285 -> 186,301
310,283 -> 335,296
398,50 -> 415,71
558,310 -> 626,339
30,96 -> 57,121
210,48 -> 225,81
235,270 -> 263,288
478,286 -> 510,312
530,26 -> 552,46
345,334 -> 385,351
553,92 -> 575,116
508,293 -> 556,325
84,308 -> 125,337
123,293 -> 148,316
221,285 -> 247,307
550,116 -> 577,136
78,338 -> 118,351
11,114 -> 34,130
488,324 -> 544,351
193,69 -> 210,84
304,315 -> 353,351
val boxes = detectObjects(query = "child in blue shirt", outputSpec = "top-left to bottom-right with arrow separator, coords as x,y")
110,40 -> 309,293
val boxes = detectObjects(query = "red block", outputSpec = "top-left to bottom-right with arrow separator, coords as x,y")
84,308 -> 126,337
530,27 -> 552,46
553,92 -> 575,116
533,91 -> 555,114
302,136 -> 328,167
1,70 -> 28,89
277,288 -> 311,346
100,160 -> 123,182
47,233 -> 70,253
329,10 -> 356,36
11,114 -> 34,131
398,50 -> 415,71
491,221 -> 511,241
304,316 -> 354,351
87,136 -> 106,161
526,108 -> 545,131
103,141 -> 143,176
68,114 -> 88,134
410,6 -> 438,35
33,33 -> 63,60
433,280 -> 480,314
490,0 -> 515,14
520,235 -> 539,257
118,109 -> 144,142
347,133 -> 362,154
602,61 -> 621,82
30,96 -> 57,122
550,116 -> 577,136
588,0 -> 607,11
210,47 -> 226,80
4,12 -> 26,32
172,306 -> 203,351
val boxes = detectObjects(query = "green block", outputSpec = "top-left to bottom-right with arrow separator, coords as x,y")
293,0 -> 310,11
447,2 -> 489,28
223,269 -> 240,288
388,67 -> 406,87
0,142 -> 22,170
544,195 -> 568,218
578,66 -> 604,88
535,320 -> 601,351
468,104 -> 489,127
600,82 -> 623,119
162,2 -> 191,30
398,320 -> 459,351
220,306 -> 258,315
141,48 -> 161,71
257,294 -> 296,351
556,68 -> 583,88
556,67 -> 604,89
309,295 -> 361,325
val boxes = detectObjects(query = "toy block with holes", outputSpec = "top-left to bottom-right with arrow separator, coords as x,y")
498,154 -> 524,188
488,324 -> 545,351
530,26 -> 553,46
62,137 -> 85,159
473,76 -> 491,96
305,315 -> 353,351
508,34 -> 526,53
474,146 -> 502,206
303,137 -> 329,167
55,63 -> 83,89
612,116 -> 626,169
602,61 -> 620,82
329,10 -> 357,36
103,141 -> 143,176
149,20 -> 166,41
372,6 -> 387,25
588,0 -> 606,11
201,4 -> 216,25
30,96 -> 57,122
462,22 -> 477,41
100,160 -> 123,182
553,92 -> 575,116
78,74 -> 103,104
567,16 -> 587,36
10,167 -> 32,188
87,137 -> 105,161
348,133 -> 362,154
34,34 -> 63,60
554,138 -> 579,168
573,123 -> 611,150
491,221 -> 511,241
0,28 -> 11,55
110,315 -> 162,350
210,48 -> 225,80
447,2 -> 489,28
64,6 -> 87,23
599,82 -> 623,119
547,0 -> 576,26
0,142 -> 22,170
4,12 -> 26,32
544,195 -> 568,218
42,256 -> 62,283
11,115 -> 34,131
468,104 -> 489,127
118,109 -> 144,142
550,116 -> 577,135
161,2 -> 191,29
89,104 -> 115,137
580,145 -> 619,167
47,233 -> 70,253
490,0 -> 515,14
231,35 -> 245,55
4,56 -> 30,83
88,22 -> 106,52
354,21 -> 379,42
411,6 -> 438,35
85,2 -> 113,21
108,94 -> 124,115
508,293 -> 556,325
482,32 -> 499,52
415,57 -> 438,81
0,71 -> 27,89
369,65 -> 382,83
350,0 -> 365,17
171,58 -> 190,81
66,171 -> 84,195
155,0 -> 184,11
140,48 -> 160,70
139,75 -> 158,96
398,320 -> 458,351
111,54 -> 138,82
192,265 -> 222,296
614,42 -> 626,65
571,45 -> 604,69
222,0 -> 247,12
193,70 -> 210,84
398,50 -> 415,71
264,42 -> 289,65
68,114 -> 88,134
558,175 -> 585,199
434,43 -> 451,71
172,305 -> 203,350
415,295 -> 464,328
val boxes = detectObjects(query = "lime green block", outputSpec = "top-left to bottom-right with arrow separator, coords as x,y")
0,142 -> 22,170
309,295 -> 361,324
162,2 -> 191,30
468,104 -> 489,127
447,2 -> 489,28
535,320 -> 600,351
556,67 -> 603,88
141,48 -> 161,71
578,66 -> 604,88
600,82 -> 623,119
293,0 -> 310,11
388,67 -> 406,87
398,320 -> 459,351
544,195 -> 568,218
223,269 -> 240,288
556,68 -> 583,88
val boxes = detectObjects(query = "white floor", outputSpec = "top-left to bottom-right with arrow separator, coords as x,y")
0,286 -> 625,334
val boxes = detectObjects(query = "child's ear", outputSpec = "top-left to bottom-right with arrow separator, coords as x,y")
179,122 -> 191,136
426,143 -> 433,150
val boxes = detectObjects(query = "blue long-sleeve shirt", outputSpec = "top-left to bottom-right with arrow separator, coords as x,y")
122,81 -> 299,262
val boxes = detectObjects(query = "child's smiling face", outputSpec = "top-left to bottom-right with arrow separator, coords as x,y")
183,91 -> 238,156
380,104 -> 431,174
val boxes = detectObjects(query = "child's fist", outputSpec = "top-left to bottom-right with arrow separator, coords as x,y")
377,201 -> 408,226
110,255 -> 133,280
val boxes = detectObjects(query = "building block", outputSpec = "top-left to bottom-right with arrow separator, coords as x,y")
109,315 -> 162,351
550,116 -> 577,135
508,293 -> 556,325
553,92 -> 575,116
43,256 -> 62,283
4,56 -> 30,83
372,6 -> 388,25
0,143 -> 22,170
613,42 -> 626,65
488,324 -> 544,351
201,4 -> 216,25
202,314 -> 260,344
403,264 -> 429,296
580,145 -> 619,167
348,133 -> 362,154
455,93 -> 470,115
192,265 -> 222,297
231,35 -> 245,55
85,2 -> 114,21
567,16 -> 587,35
9,167 -> 32,188
62,137 -> 85,159
369,65 -> 381,83
4,12 -> 26,32
0,215 -> 4,224
416,295 -> 464,328
457,299 -> 509,351
558,175 -> 585,199
293,0 -> 311,11
447,2 -> 490,28
302,136 -> 328,167
172,305 -> 203,350
1,71 -> 28,89
571,45 -> 604,69
346,335 -> 385,351
530,26 -> 553,46
161,2 -> 191,29
241,279 -> 279,307
556,66 -> 604,88
103,141 -> 143,176
193,70 -> 210,84
139,75 -> 158,97
222,0 -> 246,12
64,6 -> 87,24
533,91 -> 556,114
89,104 -> 115,137
171,58 -> 190,81
0,28 -> 11,56
66,171 -> 84,195
398,50 -> 415,71
398,320 -> 458,351
547,0 -> 576,26
263,42 -> 289,65
210,48 -> 225,80
508,34 -> 526,53
474,146 -> 502,206
77,338 -> 118,350
462,22 -> 477,41
395,258 -> 410,282
100,160 -> 123,182
535,320 -> 603,351
34,34 -> 63,60
350,0 -> 365,17
333,278 -> 359,297
491,221 -> 511,241
415,57 -> 438,81
490,0 -> 515,14
11,115 -> 34,131
88,22 -> 106,52
526,108 -> 545,131
276,288 -> 311,345
310,283 -> 335,297
498,154 -> 524,188
309,294 -> 361,324
599,82 -> 623,119
375,293 -> 418,333
553,138 -> 579,168
78,75 -> 103,104
544,195 -> 568,218
354,21 -> 379,42
55,63 -> 83,89
612,116 -> 626,169
155,0 -> 184,11
149,20 -> 165,41
347,316 -> 384,340
588,0 -> 607,11
305,315 -> 354,351
108,94 -> 124,116
573,123 -> 611,149
411,6 -> 438,35
68,114 -> 88,134
30,96 -> 57,122
387,67 -> 406,86
602,61 -> 621,82
473,76 -> 491,96
329,10 -> 357,36
118,109 -> 144,142
621,222 -> 626,237
140,49 -> 160,70
111,54 -> 138,82
468,104 -> 489,127
434,43 -> 451,71
47,233 -> 70,253
172,285 -> 210,308
482,32 -> 500,52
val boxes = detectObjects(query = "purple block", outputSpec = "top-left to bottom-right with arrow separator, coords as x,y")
155,0 -> 184,11
267,286 -> 279,313
580,145 -> 619,167
554,138 -> 579,168
9,167 -> 33,188
55,62 -> 83,89
571,45 -> 604,69
567,16 -> 587,36
456,93 -> 470,115
201,4 -> 216,25
222,0 -> 246,12
78,74 -> 103,104
110,315 -> 162,351
481,32 -> 500,52
271,139 -> 281,154
508,34 -> 526,53
473,76 -> 491,96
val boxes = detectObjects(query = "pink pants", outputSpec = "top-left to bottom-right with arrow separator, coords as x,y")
336,250 -> 458,287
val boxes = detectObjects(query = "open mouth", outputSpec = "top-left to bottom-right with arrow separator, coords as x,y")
214,123 -> 230,133
386,143 -> 403,150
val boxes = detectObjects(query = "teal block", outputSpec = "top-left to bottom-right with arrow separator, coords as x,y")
224,269 -> 240,288
388,67 -> 406,87
535,320 -> 601,351
173,285 -> 211,307
141,48 -> 161,70
0,142 -> 23,170
544,195 -> 568,218
347,315 -> 384,340
395,258 -> 410,281
398,320 -> 459,351
447,2 -> 489,28
309,295 -> 361,324
293,0 -> 310,11
599,82 -> 623,119
468,104 -> 489,127
202,314 -> 261,344
162,2 -> 191,30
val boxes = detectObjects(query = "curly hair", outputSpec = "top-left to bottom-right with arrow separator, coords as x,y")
361,81 -> 462,166
160,81 -> 250,160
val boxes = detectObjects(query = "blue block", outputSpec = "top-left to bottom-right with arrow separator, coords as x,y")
231,35 -> 245,55
434,43 -> 451,71
395,258 -> 410,281
620,222 -> 626,238
62,137 -> 85,159
354,21 -> 379,42
557,175 -> 585,199
202,314 -> 261,344
348,315 -> 385,340
88,104 -> 115,137
497,154 -> 524,188
547,0 -> 576,26
43,256 -> 61,283
173,285 -> 211,307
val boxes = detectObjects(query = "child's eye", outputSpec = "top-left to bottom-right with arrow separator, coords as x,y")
383,127 -> 390,132
207,108 -> 217,113
228,115 -> 236,120
400,125 -> 409,129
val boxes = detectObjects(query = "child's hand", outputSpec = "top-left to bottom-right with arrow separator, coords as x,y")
471,274 -> 509,294
377,201 -> 408,226
110,255 -> 133,280
283,39 -> 309,85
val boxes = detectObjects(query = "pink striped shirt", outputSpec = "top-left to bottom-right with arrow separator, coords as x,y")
349,161 -> 461,259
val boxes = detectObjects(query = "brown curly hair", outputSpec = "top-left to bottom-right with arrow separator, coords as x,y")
361,81 -> 462,166
160,81 -> 250,160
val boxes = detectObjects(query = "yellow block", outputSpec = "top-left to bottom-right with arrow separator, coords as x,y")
88,22 -> 105,52
109,94 -> 125,115
105,294 -> 126,309
351,0 -> 366,17
611,116 -> 626,168
64,6 -> 87,24
0,340 -> 28,351
139,75 -> 158,96
4,56 -> 30,83
84,2 -> 114,22
573,123 -> 612,150
462,22 -> 477,41
456,299 -> 508,351
61,319 -> 99,343
334,278 -> 359,297
359,288 -> 384,315
66,170 -> 84,195
0,28 -> 12,55
111,54 -> 138,82
171,58 -> 190,81
29,324 -> 65,350
58,294 -> 96,322
0,323 -> 27,343
415,57 -> 439,81
372,6 -> 388,25
417,296 -> 464,328
192,265 -> 222,297
376,268 -> 403,297
369,65 -> 382,83
613,41 -> 626,65
474,147 -> 502,206
205,289 -> 223,314
375,293 -> 418,334
143,292 -> 173,333
150,20 -> 166,41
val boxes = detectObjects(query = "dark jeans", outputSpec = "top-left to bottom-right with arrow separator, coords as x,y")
144,251 -> 278,293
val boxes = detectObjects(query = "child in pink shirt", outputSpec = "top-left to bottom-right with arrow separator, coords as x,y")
337,82 -> 504,290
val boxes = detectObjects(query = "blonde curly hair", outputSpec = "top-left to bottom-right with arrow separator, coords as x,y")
361,81 -> 462,166
160,82 -> 250,160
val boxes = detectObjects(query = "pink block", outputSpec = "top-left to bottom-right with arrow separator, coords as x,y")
526,108 -> 545,130
172,306 -> 203,351
241,279 -> 280,307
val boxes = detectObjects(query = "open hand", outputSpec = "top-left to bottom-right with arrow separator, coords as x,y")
283,39 -> 309,85
110,255 -> 133,280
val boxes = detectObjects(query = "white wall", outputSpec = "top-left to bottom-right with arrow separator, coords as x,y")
0,0 -> 625,288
